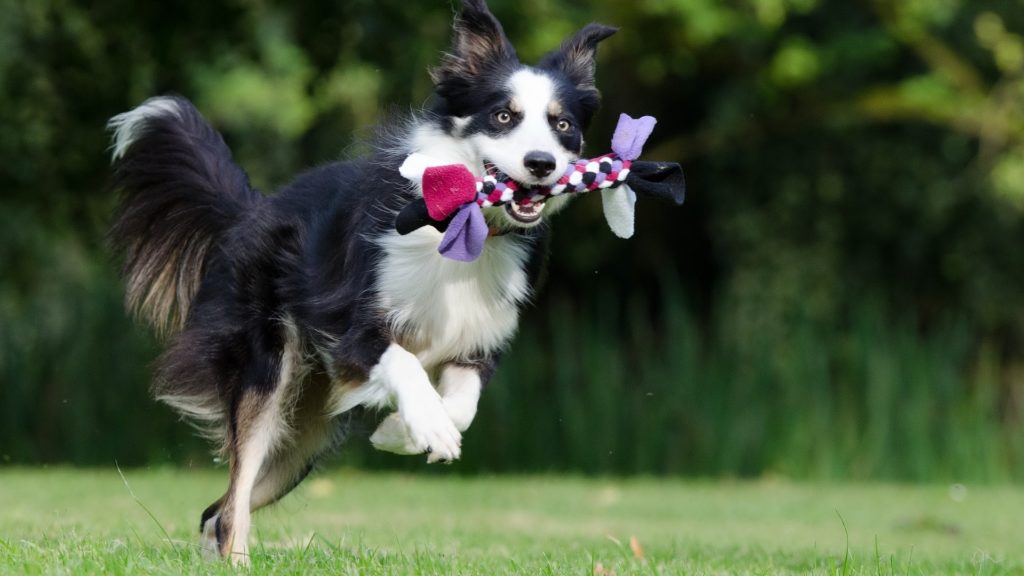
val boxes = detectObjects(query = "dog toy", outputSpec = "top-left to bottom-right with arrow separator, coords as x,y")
396,113 -> 686,261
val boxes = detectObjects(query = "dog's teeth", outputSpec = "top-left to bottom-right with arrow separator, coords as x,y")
505,200 -> 545,223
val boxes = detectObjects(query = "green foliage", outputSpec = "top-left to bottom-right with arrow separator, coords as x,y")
2,0 -> 1024,479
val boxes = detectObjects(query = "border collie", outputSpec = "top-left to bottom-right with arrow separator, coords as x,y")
108,0 -> 616,562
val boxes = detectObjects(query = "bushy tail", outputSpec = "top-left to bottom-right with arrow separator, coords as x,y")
108,96 -> 260,336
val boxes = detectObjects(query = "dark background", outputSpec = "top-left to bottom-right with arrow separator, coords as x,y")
2,0 -> 1023,481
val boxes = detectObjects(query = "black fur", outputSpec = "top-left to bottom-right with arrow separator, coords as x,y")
109,96 -> 261,335
537,23 -> 618,122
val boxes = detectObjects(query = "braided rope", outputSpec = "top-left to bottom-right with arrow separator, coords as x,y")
474,155 -> 632,208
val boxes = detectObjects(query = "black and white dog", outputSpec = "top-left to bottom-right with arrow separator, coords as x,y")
109,0 -> 616,562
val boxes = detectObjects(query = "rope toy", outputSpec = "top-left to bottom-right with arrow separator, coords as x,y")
396,113 -> 686,261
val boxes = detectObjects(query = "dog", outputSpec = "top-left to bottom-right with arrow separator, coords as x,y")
108,0 -> 616,563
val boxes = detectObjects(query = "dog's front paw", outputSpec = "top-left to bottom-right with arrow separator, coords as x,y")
370,412 -> 420,454
401,393 -> 462,463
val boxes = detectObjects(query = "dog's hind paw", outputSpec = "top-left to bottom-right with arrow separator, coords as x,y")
200,513 -> 222,560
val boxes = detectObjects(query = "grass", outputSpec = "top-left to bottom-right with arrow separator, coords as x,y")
0,468 -> 1021,574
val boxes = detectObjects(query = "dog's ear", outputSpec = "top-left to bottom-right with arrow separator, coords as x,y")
539,23 -> 618,94
431,0 -> 517,85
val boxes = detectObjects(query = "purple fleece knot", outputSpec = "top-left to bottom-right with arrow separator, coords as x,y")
438,203 -> 488,261
611,113 -> 657,161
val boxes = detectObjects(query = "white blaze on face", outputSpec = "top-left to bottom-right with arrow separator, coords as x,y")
471,69 -> 573,186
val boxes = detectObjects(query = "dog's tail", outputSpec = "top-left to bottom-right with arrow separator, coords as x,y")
108,96 -> 260,336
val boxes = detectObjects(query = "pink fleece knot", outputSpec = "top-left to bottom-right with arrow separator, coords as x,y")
422,164 -> 478,221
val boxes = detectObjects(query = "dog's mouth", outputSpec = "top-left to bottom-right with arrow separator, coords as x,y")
505,201 -> 545,223
483,160 -> 547,224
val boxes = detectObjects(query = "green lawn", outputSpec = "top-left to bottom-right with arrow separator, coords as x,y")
0,468 -> 1020,575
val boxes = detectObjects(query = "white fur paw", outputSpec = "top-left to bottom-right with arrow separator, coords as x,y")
200,514 -> 221,560
200,513 -> 250,565
370,412 -> 421,454
401,392 -> 462,463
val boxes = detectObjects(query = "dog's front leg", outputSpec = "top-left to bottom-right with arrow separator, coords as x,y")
367,343 -> 462,462
371,363 -> 483,463
436,364 -> 482,432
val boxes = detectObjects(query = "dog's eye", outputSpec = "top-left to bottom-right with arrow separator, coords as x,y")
495,110 -> 512,124
556,119 -> 572,132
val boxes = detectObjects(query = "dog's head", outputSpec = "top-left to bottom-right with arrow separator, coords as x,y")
429,0 -> 617,228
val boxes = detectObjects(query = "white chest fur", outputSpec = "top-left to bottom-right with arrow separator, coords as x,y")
375,228 -> 532,368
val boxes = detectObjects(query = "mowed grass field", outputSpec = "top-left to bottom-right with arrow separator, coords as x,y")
0,468 -> 1020,575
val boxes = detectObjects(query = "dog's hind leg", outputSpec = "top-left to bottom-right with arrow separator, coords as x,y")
201,373 -> 352,559
200,328 -> 303,564
206,389 -> 285,564
248,374 -> 348,511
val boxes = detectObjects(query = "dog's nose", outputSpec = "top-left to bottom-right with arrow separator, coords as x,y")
523,151 -> 556,178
